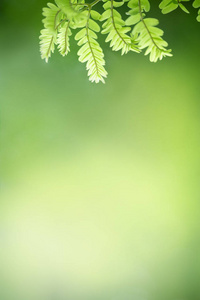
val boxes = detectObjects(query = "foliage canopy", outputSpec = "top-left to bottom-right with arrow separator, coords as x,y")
40,0 -> 200,83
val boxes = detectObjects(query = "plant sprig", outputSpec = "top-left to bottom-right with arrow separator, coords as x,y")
39,0 -> 200,83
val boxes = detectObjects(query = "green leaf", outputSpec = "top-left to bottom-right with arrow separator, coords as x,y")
76,11 -> 107,83
75,28 -> 86,40
89,19 -> 100,32
55,0 -> 77,18
91,10 -> 101,20
113,1 -> 124,7
127,0 -> 172,62
101,0 -> 140,54
57,21 -> 72,56
142,0 -> 150,12
178,3 -> 190,13
193,0 -> 200,7
125,14 -> 140,25
159,0 -> 172,10
103,1 -> 111,9
162,3 -> 178,14
39,3 -> 61,62
100,9 -> 112,21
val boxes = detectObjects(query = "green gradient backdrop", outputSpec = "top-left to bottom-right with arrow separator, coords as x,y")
0,1 -> 200,300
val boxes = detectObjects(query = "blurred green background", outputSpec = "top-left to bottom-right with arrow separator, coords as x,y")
0,1 -> 200,300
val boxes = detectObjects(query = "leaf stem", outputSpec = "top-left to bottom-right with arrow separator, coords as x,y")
90,0 -> 102,7
54,9 -> 62,30
55,18 -> 67,30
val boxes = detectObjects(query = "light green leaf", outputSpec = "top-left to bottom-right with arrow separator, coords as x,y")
75,28 -> 86,40
162,3 -> 178,14
91,10 -> 101,20
89,19 -> 100,32
178,3 -> 190,13
193,0 -> 200,7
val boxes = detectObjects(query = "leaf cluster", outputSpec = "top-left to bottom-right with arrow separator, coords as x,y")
101,0 -> 139,54
75,10 -> 108,83
126,0 -> 172,62
159,0 -> 200,20
39,0 -> 200,83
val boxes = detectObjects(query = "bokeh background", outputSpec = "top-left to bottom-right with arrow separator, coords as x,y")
0,1 -> 200,300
